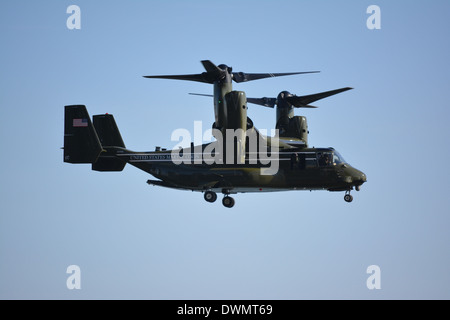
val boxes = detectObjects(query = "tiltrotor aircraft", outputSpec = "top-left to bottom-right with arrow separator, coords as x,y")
63,60 -> 366,208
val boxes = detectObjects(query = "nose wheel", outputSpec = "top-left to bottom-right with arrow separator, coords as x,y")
344,191 -> 353,203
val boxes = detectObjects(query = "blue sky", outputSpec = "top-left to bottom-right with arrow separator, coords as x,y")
1,0 -> 450,299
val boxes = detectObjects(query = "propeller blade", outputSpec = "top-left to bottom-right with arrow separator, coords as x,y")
294,104 -> 318,108
232,71 -> 319,83
201,60 -> 227,80
144,61 -> 319,85
144,60 -> 227,84
189,93 -> 213,98
246,97 -> 277,108
191,93 -> 277,108
143,73 -> 214,84
201,60 -> 223,74
287,87 -> 353,107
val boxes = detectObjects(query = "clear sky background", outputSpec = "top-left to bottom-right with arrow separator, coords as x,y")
1,0 -> 449,299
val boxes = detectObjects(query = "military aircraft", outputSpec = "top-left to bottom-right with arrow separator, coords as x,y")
63,61 -> 366,208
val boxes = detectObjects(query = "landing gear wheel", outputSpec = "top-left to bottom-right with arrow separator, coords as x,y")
222,196 -> 235,208
344,194 -> 353,203
204,191 -> 217,203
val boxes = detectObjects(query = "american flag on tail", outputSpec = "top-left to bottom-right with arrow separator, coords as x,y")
73,118 -> 88,127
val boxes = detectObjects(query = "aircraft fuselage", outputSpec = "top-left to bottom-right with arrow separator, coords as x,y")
105,146 -> 366,194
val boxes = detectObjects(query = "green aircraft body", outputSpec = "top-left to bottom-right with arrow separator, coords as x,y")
64,61 -> 366,207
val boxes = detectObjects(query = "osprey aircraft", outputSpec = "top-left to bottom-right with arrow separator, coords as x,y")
63,60 -> 366,208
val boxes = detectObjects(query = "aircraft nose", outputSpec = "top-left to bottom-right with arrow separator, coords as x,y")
354,171 -> 367,185
353,171 -> 367,191
360,172 -> 367,183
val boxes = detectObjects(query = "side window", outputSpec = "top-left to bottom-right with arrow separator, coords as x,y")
318,152 -> 332,167
305,153 -> 317,168
290,153 -> 307,170
298,153 -> 306,170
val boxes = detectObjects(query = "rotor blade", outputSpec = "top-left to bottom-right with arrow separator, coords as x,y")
143,73 -> 214,84
201,60 -> 226,80
287,87 -> 353,107
246,97 -> 277,108
296,104 -> 318,108
191,93 -> 277,108
201,60 -> 224,75
189,93 -> 214,98
144,61 -> 227,84
232,71 -> 319,83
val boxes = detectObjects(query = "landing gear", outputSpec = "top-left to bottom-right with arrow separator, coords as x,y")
203,190 -> 236,208
222,196 -> 235,208
344,191 -> 353,203
204,191 -> 217,203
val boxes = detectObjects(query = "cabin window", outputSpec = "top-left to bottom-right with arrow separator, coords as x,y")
305,158 -> 317,168
305,153 -> 317,168
318,152 -> 332,167
290,153 -> 310,169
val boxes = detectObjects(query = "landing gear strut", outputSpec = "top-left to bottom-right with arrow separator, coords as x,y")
344,190 -> 353,203
204,191 -> 217,203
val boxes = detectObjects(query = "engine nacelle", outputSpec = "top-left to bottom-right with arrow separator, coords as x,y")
224,91 -> 247,164
224,91 -> 247,130
277,115 -> 308,147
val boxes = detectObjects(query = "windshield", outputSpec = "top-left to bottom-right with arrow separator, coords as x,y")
333,151 -> 346,165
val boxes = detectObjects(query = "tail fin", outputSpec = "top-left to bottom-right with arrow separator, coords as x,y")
92,114 -> 126,172
93,114 -> 125,148
64,105 -> 126,172
64,105 -> 102,163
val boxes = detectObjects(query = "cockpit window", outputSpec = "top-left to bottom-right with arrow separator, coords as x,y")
333,151 -> 346,165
